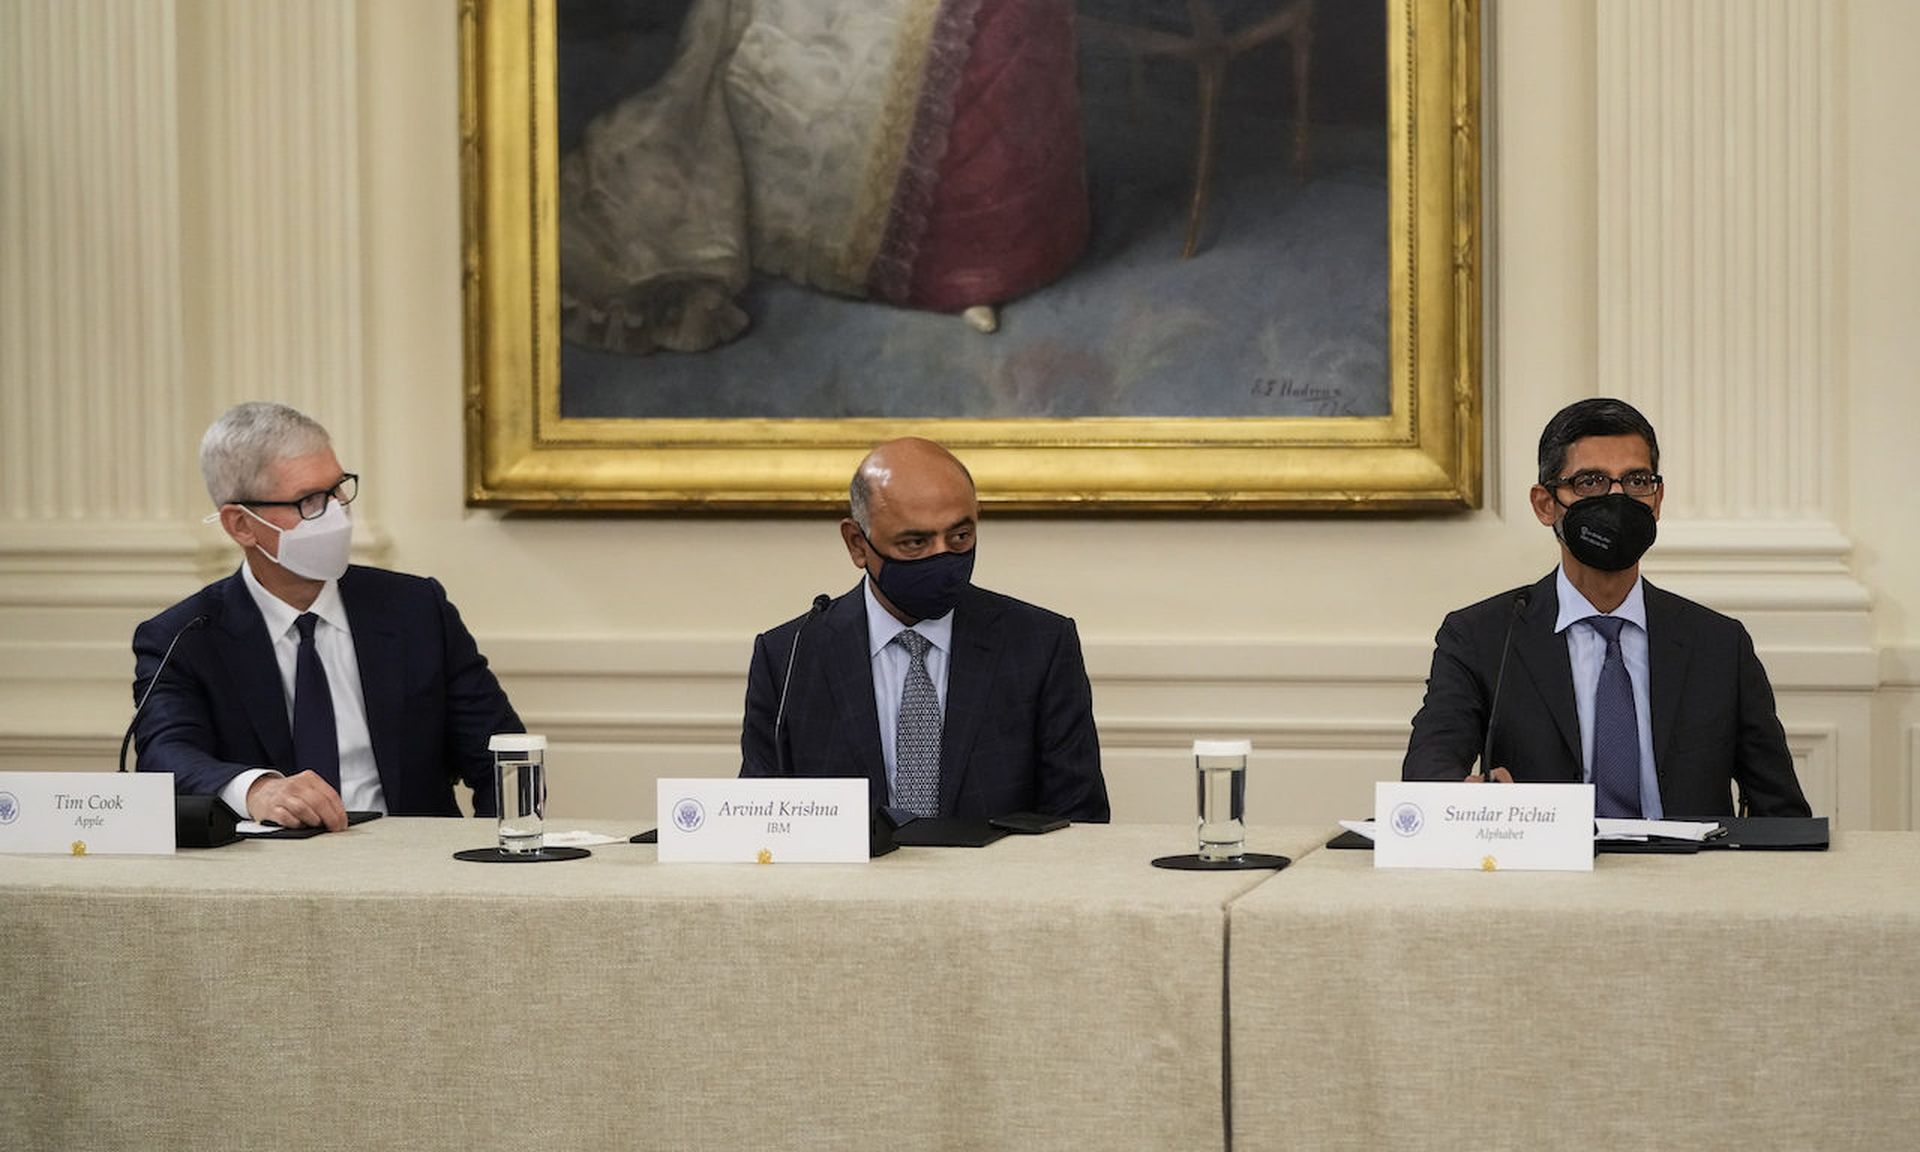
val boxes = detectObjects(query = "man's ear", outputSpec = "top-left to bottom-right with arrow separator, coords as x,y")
220,505 -> 268,551
1528,485 -> 1560,528
839,518 -> 869,569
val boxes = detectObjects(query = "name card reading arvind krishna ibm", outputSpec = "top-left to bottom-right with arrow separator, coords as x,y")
1374,781 -> 1594,872
657,778 -> 870,863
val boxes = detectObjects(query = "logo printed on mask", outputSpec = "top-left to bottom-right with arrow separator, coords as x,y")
243,499 -> 353,582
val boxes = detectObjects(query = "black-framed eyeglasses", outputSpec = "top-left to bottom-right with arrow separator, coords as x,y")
239,474 -> 358,520
1545,470 -> 1662,500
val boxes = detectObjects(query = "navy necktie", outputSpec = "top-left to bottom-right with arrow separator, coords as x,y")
892,629 -> 942,817
292,613 -> 341,792
1585,615 -> 1642,818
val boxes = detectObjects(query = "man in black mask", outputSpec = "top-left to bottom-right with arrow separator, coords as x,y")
1402,399 -> 1810,818
739,437 -> 1110,822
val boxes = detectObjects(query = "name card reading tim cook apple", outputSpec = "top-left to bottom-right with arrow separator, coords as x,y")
1374,781 -> 1594,872
656,778 -> 869,863
0,771 -> 176,855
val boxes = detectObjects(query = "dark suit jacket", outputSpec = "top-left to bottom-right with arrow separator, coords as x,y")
130,566 -> 521,817
740,583 -> 1110,822
1402,571 -> 1809,818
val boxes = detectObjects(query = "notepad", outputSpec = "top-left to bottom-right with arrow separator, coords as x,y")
1593,818 -> 1722,842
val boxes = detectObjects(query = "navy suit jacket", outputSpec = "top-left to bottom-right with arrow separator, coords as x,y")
130,566 -> 520,817
740,583 -> 1110,822
1402,571 -> 1810,818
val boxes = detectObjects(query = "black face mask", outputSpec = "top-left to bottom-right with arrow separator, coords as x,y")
1556,493 -> 1657,572
863,536 -> 975,622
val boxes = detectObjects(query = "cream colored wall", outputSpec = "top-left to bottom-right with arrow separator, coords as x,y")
3,0 -> 1915,830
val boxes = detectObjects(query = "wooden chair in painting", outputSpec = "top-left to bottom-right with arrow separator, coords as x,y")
1079,0 -> 1316,258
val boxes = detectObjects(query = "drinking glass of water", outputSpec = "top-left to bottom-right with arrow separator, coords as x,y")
1194,739 -> 1250,861
489,733 -> 546,854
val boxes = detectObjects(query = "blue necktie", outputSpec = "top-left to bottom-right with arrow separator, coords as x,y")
292,613 -> 341,792
1585,615 -> 1642,818
892,629 -> 941,817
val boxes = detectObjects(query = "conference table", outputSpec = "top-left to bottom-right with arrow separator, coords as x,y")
1228,832 -> 1920,1151
6,820 -> 1918,1151
0,818 -> 1324,1152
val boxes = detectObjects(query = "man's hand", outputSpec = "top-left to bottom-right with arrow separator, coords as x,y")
246,771 -> 348,831
1465,766 -> 1515,784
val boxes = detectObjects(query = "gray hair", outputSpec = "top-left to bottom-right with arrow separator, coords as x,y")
849,468 -> 874,535
199,402 -> 333,505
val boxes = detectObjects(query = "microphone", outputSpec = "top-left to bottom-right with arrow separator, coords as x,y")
1477,590 -> 1530,781
773,594 -> 832,776
119,614 -> 209,773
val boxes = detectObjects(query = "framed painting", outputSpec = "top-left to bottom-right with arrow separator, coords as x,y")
461,0 -> 1481,510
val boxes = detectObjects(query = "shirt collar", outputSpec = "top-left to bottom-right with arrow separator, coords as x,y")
240,560 -> 347,641
1553,565 -> 1647,635
862,578 -> 955,657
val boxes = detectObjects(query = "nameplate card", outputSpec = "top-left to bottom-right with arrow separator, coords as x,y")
0,772 -> 176,855
657,778 -> 869,863
1374,781 -> 1593,872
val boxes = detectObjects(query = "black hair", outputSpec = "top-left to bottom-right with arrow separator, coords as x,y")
1536,398 -> 1660,485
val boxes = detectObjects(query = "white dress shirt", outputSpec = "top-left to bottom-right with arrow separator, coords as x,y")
862,579 -> 954,804
1553,566 -> 1662,818
219,563 -> 387,817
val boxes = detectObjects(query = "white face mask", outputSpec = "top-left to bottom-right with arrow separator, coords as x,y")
242,499 -> 352,582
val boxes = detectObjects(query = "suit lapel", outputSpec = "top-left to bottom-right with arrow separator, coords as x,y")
820,590 -> 886,797
1510,573 -> 1581,770
215,570 -> 296,770
339,569 -> 405,791
1642,580 -> 1690,768
937,589 -> 1002,816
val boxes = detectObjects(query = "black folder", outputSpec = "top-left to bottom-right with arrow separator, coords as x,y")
888,818 -> 1009,848
1703,816 -> 1829,850
237,810 -> 383,839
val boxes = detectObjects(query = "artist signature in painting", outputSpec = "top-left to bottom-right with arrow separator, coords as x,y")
1251,377 -> 1356,416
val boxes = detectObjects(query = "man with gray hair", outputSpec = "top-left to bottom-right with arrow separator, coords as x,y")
738,436 -> 1109,823
130,401 -> 521,829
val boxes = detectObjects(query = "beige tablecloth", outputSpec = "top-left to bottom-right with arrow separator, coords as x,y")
0,818 -> 1322,1152
1228,832 -> 1920,1151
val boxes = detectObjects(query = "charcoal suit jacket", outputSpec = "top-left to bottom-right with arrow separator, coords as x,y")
1402,570 -> 1810,818
740,582 -> 1110,822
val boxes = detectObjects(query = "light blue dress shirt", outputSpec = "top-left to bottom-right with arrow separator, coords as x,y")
862,580 -> 954,804
1553,567 -> 1662,818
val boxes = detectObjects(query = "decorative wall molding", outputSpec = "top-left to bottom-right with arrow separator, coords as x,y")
0,0 -> 188,523
1785,722 -> 1840,826
1597,0 -> 1839,525
181,0 -> 365,439
1909,725 -> 1919,834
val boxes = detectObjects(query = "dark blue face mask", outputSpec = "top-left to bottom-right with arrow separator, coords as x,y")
862,534 -> 976,622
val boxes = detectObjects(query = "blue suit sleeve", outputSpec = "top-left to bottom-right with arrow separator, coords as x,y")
130,614 -> 256,796
1031,619 -> 1109,823
429,578 -> 520,818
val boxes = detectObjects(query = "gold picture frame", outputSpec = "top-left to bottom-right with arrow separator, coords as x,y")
460,0 -> 1481,511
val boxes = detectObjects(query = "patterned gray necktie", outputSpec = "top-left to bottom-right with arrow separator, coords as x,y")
892,629 -> 942,817
1585,615 -> 1643,818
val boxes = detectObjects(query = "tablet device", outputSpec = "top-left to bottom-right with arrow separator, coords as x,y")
988,811 -> 1069,835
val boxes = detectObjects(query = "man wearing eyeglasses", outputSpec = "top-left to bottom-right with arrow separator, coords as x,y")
1402,398 -> 1810,818
128,402 -> 522,830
